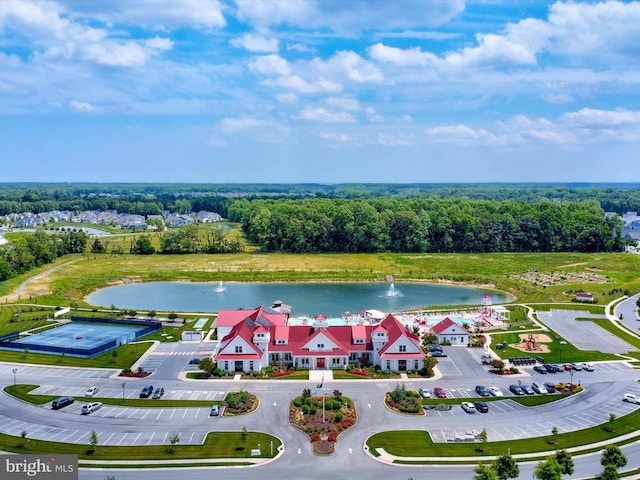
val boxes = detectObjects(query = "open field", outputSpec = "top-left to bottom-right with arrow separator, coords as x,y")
3,251 -> 640,309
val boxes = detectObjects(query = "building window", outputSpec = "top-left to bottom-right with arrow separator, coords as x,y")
461,337 -> 464,343
332,358 -> 340,365
235,345 -> 242,353
317,343 -> 324,349
414,360 -> 419,369
399,345 -> 406,352
386,360 -> 391,370
224,361 -> 229,370
301,358 -> 309,366
249,361 -> 254,370
284,353 -> 292,361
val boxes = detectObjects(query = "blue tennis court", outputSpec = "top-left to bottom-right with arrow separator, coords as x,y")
15,323 -> 142,349
2,322 -> 147,358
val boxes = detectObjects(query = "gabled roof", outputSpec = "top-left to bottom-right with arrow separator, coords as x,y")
216,319 -> 264,360
432,317 -> 469,335
377,314 -> 421,357
215,306 -> 287,328
296,328 -> 349,356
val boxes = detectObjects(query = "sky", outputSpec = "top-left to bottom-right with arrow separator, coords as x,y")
0,0 -> 639,184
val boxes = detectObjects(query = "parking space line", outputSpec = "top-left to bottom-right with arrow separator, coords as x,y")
60,430 -> 79,442
147,432 -> 156,445
103,432 -> 116,445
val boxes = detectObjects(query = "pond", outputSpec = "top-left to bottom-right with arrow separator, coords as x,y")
86,281 -> 512,317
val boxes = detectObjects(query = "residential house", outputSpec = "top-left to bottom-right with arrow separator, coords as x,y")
431,317 -> 470,345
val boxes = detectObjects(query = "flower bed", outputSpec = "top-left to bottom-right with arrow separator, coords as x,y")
289,389 -> 357,455
224,390 -> 258,415
385,384 -> 423,415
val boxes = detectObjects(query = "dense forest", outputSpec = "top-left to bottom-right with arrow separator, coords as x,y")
228,198 -> 624,254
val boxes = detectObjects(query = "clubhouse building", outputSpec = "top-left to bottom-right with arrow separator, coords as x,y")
214,306 -> 425,373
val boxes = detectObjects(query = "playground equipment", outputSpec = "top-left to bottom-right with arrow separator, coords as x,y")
525,333 -> 542,351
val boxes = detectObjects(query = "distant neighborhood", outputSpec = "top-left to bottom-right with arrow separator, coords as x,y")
0,210 -> 223,231
617,211 -> 640,243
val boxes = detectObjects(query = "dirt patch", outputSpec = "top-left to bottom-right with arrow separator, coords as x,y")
510,333 -> 553,354
514,271 -> 609,286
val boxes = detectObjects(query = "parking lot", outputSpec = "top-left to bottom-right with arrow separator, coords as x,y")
537,310 -> 635,354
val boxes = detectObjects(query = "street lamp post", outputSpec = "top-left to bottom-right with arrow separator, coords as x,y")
559,341 -> 566,364
12,368 -> 17,386
121,382 -> 126,404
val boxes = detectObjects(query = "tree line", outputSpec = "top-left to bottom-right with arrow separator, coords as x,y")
2,183 -> 640,218
228,197 -> 624,254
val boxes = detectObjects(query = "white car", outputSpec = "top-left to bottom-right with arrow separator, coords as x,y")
489,386 -> 504,397
623,393 -> 640,404
583,363 -> 595,371
532,382 -> 548,394
85,386 -> 99,397
419,388 -> 432,398
81,402 -> 102,414
461,402 -> 476,414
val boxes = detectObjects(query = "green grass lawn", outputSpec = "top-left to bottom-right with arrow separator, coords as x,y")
0,430 -> 280,461
366,407 -> 640,459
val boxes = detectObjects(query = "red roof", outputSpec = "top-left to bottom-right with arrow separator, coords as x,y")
431,317 -> 468,335
215,306 -> 287,328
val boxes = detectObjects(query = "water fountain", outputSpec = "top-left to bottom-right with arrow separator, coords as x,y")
214,281 -> 226,293
386,282 -> 399,297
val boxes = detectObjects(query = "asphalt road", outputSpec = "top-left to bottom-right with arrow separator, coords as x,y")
1,342 -> 639,480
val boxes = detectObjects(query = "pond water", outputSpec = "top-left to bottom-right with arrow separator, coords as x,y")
86,281 -> 511,317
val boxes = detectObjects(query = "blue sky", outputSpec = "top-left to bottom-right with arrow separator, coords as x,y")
0,0 -> 639,183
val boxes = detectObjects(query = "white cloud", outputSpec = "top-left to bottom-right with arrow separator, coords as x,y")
60,0 -> 226,30
368,43 -> 437,67
326,97 -> 361,111
561,108 -> 640,127
265,75 -> 342,94
236,0 -> 464,33
299,107 -> 355,123
318,51 -> 384,83
69,100 -> 95,112
365,106 -> 384,122
0,2 -> 174,68
318,131 -> 353,142
249,54 -> 291,76
230,34 -> 279,53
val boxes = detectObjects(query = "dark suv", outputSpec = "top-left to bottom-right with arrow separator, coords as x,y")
140,385 -> 154,398
52,396 -> 74,410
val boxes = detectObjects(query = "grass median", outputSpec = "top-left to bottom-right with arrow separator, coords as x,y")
366,407 -> 640,460
5,384 -> 222,408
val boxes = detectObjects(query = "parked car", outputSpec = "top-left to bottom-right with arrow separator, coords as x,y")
623,393 -> 640,404
431,351 -> 447,357
533,365 -> 547,374
489,386 -> 504,397
81,402 -> 102,415
543,364 -> 559,373
52,397 -> 74,410
532,382 -> 548,394
509,384 -> 525,395
210,405 -> 220,416
570,363 -> 582,371
461,402 -> 476,414
428,345 -> 443,352
139,385 -> 154,398
543,382 -> 557,393
583,363 -> 595,371
152,387 -> 164,399
419,388 -> 432,398
434,387 -> 447,398
189,358 -> 203,365
474,401 -> 489,413
521,384 -> 535,395
563,364 -> 573,371
475,385 -> 490,397
85,386 -> 99,397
